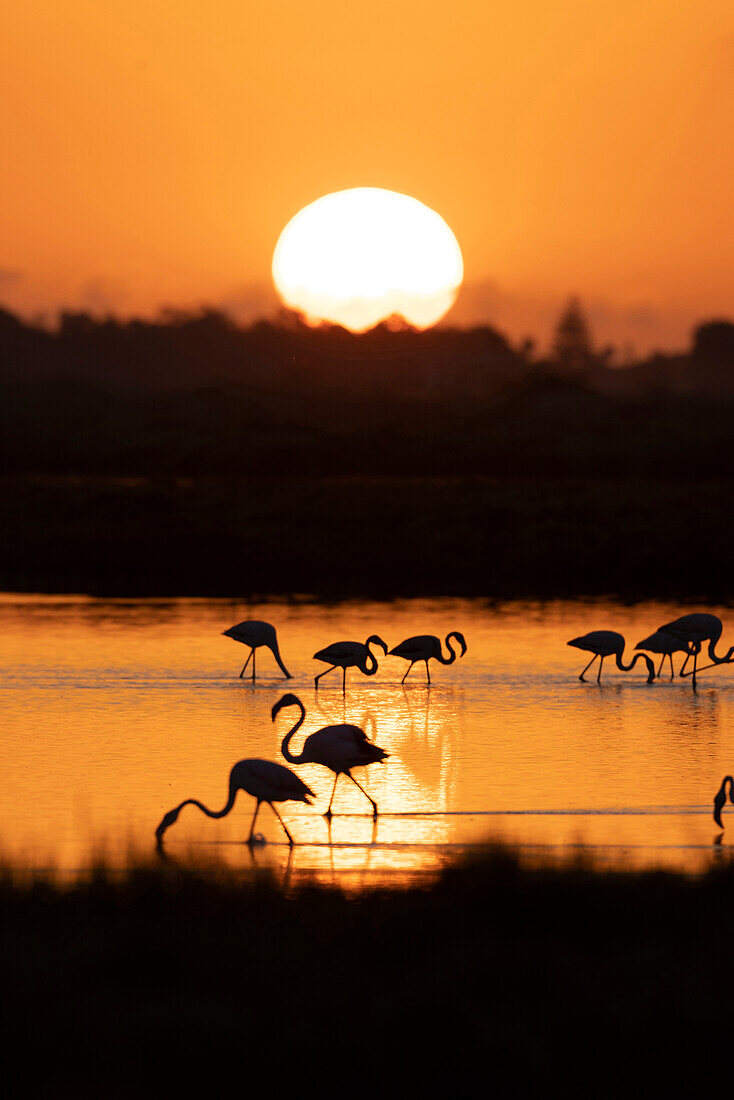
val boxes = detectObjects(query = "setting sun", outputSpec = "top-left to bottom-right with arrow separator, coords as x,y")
272,187 -> 463,332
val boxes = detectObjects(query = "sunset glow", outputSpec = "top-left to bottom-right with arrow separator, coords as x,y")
272,189 -> 463,331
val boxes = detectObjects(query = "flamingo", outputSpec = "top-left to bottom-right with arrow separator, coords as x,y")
567,631 -> 655,683
154,758 -> 314,846
635,630 -> 691,679
657,613 -> 734,688
389,632 -> 467,684
272,693 -> 389,818
313,635 -> 388,692
222,620 -> 291,680
714,775 -> 734,829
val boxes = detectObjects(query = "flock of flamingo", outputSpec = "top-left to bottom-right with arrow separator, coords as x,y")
155,622 -> 467,847
155,611 -> 734,847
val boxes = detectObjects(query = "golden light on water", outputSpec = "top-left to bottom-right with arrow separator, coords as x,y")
3,595 -> 734,885
272,188 -> 464,332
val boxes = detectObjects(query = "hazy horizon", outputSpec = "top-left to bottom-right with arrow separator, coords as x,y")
1,276 -> 728,357
2,1 -> 732,355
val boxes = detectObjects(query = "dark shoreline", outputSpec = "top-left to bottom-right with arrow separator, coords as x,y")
4,473 -> 734,603
2,847 -> 733,1094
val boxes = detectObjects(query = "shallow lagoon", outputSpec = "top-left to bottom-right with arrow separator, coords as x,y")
3,594 -> 734,884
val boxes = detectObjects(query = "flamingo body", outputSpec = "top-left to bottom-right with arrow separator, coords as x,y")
273,693 -> 389,817
155,757 -> 314,846
635,630 -> 690,678
389,631 -> 467,684
567,631 -> 654,683
222,619 -> 291,680
313,635 -> 388,691
657,612 -> 734,686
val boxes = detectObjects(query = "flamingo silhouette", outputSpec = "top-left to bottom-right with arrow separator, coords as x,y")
635,630 -> 691,679
389,632 -> 467,684
272,693 -> 389,818
154,758 -> 314,846
567,631 -> 655,683
658,613 -> 734,688
714,775 -> 734,829
222,620 -> 291,680
313,636 -> 388,692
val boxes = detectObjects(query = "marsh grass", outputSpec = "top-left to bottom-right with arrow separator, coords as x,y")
2,845 -> 733,1095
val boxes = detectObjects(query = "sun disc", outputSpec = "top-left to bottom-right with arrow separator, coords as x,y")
272,188 -> 463,332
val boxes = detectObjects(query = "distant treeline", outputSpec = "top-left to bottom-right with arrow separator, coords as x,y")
1,305 -> 734,478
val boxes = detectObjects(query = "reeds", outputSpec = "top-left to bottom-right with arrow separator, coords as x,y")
1,845 -> 732,1095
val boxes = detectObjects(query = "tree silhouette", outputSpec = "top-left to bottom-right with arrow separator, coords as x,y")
551,296 -> 594,372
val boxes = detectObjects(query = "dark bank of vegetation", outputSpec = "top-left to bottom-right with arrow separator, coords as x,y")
2,848 -> 734,1096
2,303 -> 734,599
3,474 -> 734,602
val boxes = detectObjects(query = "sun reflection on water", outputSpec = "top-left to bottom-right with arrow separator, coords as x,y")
2,595 -> 734,885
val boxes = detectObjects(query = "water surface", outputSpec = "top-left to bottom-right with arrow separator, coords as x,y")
3,594 -> 734,885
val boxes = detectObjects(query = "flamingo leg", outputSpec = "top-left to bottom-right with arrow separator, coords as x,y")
246,799 -> 261,843
692,646 -> 698,690
239,649 -> 253,678
324,773 -> 340,817
657,656 -> 665,679
679,648 -> 691,677
579,654 -> 597,682
597,656 -> 604,683
269,802 -> 295,846
252,648 -> 256,681
425,660 -> 431,685
401,661 -> 415,685
669,653 -> 675,678
342,667 -> 346,694
315,665 -> 337,689
347,772 -> 379,818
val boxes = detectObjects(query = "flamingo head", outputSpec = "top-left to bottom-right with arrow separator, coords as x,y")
450,631 -> 468,656
155,806 -> 182,843
271,693 -> 302,721
367,635 -> 389,655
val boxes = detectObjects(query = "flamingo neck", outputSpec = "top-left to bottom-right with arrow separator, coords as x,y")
269,639 -> 291,678
616,651 -> 653,677
436,635 -> 458,665
362,647 -> 379,674
708,636 -> 734,665
280,701 -> 307,764
180,777 -> 238,821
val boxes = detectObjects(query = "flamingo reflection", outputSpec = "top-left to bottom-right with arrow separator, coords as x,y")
272,693 -> 389,818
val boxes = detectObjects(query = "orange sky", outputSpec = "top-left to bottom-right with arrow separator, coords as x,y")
1,1 -> 732,352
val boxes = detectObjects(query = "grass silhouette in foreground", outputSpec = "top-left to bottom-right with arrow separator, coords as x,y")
2,846 -> 734,1095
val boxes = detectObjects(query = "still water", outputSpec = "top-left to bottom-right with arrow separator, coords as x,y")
3,594 -> 734,885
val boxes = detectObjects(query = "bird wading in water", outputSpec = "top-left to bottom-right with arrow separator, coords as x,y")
155,758 -> 314,846
272,693 -> 389,818
635,630 -> 691,679
657,613 -> 734,688
222,620 -> 292,680
313,635 -> 388,692
389,632 -> 467,684
567,631 -> 655,684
